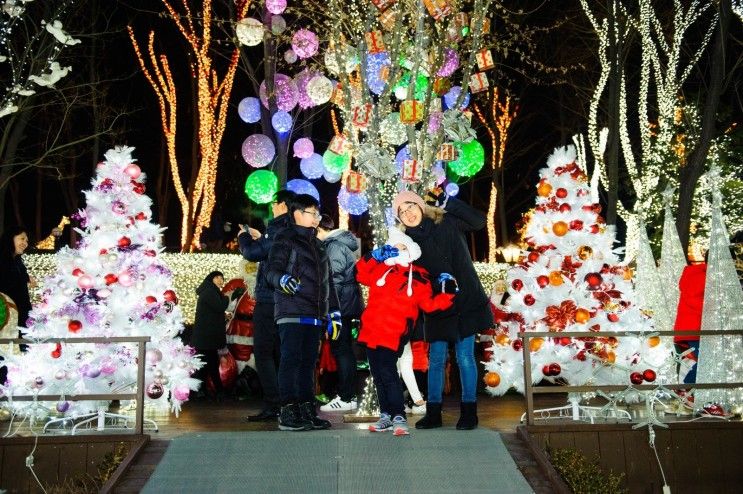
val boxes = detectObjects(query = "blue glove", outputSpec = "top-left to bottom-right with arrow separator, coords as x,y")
279,274 -> 300,295
437,272 -> 459,294
327,311 -> 342,340
371,245 -> 399,262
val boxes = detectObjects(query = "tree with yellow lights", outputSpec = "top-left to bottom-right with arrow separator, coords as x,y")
129,0 -> 250,251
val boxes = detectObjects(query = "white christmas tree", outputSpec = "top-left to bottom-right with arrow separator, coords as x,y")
695,168 -> 743,415
658,186 -> 686,313
0,146 -> 201,419
634,216 -> 674,333
483,146 -> 672,397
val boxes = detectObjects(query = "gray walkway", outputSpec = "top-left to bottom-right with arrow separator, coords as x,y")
142,428 -> 533,493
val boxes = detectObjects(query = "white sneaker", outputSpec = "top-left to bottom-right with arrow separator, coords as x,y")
320,395 -> 358,412
409,403 -> 427,415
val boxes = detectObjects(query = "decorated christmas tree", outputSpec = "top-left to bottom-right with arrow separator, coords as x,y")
483,146 -> 672,396
0,146 -> 201,419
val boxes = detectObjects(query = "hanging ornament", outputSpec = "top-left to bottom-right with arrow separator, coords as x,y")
242,134 -> 276,168
245,170 -> 279,204
291,29 -> 319,59
146,382 -> 164,399
483,371 -> 501,387
124,164 -> 141,179
552,221 -> 569,236
306,75 -> 334,105
448,140 -> 484,177
300,153 -> 324,179
577,245 -> 593,260
284,48 -> 298,64
266,0 -> 287,15
549,271 -> 563,286
445,182 -> 459,197
379,112 -> 407,146
529,337 -> 544,352
436,48 -> 460,77
286,179 -> 320,202
259,74 -> 299,111
238,97 -> 261,123
77,275 -> 94,290
270,15 -> 287,34
271,111 -> 293,133
338,187 -> 369,215
68,320 -> 82,333
235,18 -> 264,47
584,273 -> 603,289
537,180 -> 552,197
574,308 -> 590,323
293,138 -> 314,159
323,149 -> 351,174
443,86 -> 470,110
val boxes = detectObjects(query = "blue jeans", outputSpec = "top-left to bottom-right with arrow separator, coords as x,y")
367,346 -> 405,418
278,322 -> 321,405
329,316 -> 357,402
428,335 -> 477,403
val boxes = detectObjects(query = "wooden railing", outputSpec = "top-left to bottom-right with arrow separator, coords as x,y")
520,329 -> 743,426
0,336 -> 151,434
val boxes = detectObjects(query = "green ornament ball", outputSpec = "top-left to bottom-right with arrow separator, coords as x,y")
448,139 -> 485,177
323,149 -> 351,174
244,170 -> 279,204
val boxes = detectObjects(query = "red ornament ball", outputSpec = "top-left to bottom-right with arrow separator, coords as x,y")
68,320 -> 83,333
560,337 -> 572,346
555,188 -> 568,198
590,224 -> 600,234
558,203 -> 571,213
542,365 -> 551,376
584,272 -> 603,288
569,220 -> 584,231
536,275 -> 550,288
607,313 -> 620,323
135,212 -> 147,221
145,249 -> 157,257
630,372 -> 644,385
576,350 -> 587,361
72,268 -> 84,277
163,290 -> 178,303
523,294 -> 536,306
145,295 -> 158,304
146,382 -> 164,399
104,273 -> 118,285
51,343 -> 62,359
132,181 -> 146,195
527,251 -> 540,263
642,369 -> 656,382
548,363 -> 561,376
511,279 -> 524,292
511,339 -> 523,351
117,236 -> 131,248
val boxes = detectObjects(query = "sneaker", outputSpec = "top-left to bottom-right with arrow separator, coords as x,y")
278,404 -> 312,431
368,413 -> 393,432
392,415 -> 410,436
320,395 -> 358,412
410,403 -> 426,415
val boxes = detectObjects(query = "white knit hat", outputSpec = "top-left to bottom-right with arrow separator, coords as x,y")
376,228 -> 422,296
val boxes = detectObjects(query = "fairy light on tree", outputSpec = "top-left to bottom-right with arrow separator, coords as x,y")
129,0 -> 250,251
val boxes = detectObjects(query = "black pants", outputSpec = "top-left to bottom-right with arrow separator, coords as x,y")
278,322 -> 322,405
367,346 -> 405,418
252,302 -> 281,407
197,348 -> 223,394
329,316 -> 357,401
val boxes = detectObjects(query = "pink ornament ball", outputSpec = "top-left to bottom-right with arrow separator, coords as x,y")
284,48 -> 297,64
124,163 -> 142,179
242,134 -> 276,168
266,0 -> 286,14
118,271 -> 135,287
291,29 -> 319,59
293,138 -> 314,159
77,275 -> 94,290
259,73 -> 298,112
146,382 -> 164,399
173,384 -> 191,401
146,348 -> 163,364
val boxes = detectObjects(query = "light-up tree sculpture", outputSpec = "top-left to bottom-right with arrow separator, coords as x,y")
129,0 -> 251,251
322,0 -> 492,242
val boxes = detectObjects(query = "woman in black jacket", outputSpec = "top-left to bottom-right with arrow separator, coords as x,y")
266,194 -> 340,431
392,190 -> 492,430
191,271 -> 229,399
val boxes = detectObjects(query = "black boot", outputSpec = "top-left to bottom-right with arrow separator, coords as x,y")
278,403 -> 312,431
456,402 -> 478,430
300,401 -> 331,430
415,402 -> 442,429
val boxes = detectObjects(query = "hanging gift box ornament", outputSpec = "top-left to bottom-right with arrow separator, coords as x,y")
472,16 -> 491,34
346,171 -> 367,193
437,143 -> 457,161
330,82 -> 345,106
379,8 -> 397,31
371,0 -> 395,11
468,72 -> 489,94
402,159 -> 423,182
423,0 -> 451,20
365,30 -> 386,54
433,77 -> 451,96
328,135 -> 351,155
351,103 -> 373,129
476,49 -> 495,71
454,12 -> 469,31
399,100 -> 423,124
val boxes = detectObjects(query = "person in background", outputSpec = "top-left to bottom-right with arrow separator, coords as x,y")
398,316 -> 428,415
238,189 -> 296,421
317,214 -> 364,412
266,194 -> 340,431
356,227 -> 455,436
393,188 -> 492,430
191,271 -> 230,401
673,255 -> 707,385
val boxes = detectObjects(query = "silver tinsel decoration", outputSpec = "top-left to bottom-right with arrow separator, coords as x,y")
695,168 -> 743,413
357,143 -> 396,179
635,216 -> 675,332
442,110 -> 477,142
658,186 -> 686,313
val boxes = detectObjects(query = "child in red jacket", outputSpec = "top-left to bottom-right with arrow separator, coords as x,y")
357,228 -> 455,436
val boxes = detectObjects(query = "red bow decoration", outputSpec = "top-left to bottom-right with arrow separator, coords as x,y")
544,300 -> 577,331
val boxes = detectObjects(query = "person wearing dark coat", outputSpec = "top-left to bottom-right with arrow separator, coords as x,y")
191,271 -> 229,399
392,189 -> 493,431
0,226 -> 33,384
265,194 -> 340,431
238,189 -> 296,421
317,215 -> 364,412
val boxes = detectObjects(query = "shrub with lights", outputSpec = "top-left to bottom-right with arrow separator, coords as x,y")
0,147 -> 202,419
482,146 -> 673,397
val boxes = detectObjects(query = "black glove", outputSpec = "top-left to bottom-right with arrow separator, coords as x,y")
424,188 -> 447,207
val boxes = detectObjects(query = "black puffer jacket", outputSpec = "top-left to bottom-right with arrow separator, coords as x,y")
190,277 -> 229,350
406,197 -> 493,342
266,224 -> 340,321
237,213 -> 292,304
323,230 -> 364,317
0,255 -> 32,327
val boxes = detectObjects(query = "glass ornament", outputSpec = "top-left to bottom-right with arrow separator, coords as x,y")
443,86 -> 470,110
244,170 -> 279,204
287,179 -> 320,202
448,139 -> 484,177
284,49 -> 298,64
300,153 -> 324,179
366,52 -> 391,95
291,29 -> 319,59
436,48 -> 460,77
270,15 -> 286,34
266,0 -> 286,15
294,69 -> 321,109
445,182 -> 460,196
293,138 -> 314,159
306,75 -> 334,105
235,18 -> 264,47
238,97 -> 261,123
271,111 -> 293,133
323,168 -> 342,183
338,187 -> 369,215
242,134 -> 276,168
323,148 -> 351,174
259,73 -> 298,112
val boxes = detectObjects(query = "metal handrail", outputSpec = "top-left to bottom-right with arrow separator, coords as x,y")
518,330 -> 743,426
0,336 -> 151,434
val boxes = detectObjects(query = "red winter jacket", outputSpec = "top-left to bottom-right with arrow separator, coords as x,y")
673,263 -> 707,342
356,256 -> 453,353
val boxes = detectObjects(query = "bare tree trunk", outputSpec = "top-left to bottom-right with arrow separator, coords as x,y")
156,138 -> 171,226
604,0 -> 621,226
677,0 -> 729,252
35,169 -> 42,240
8,180 -> 22,227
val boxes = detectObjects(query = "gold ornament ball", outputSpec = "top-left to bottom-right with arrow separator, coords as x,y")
548,271 -> 563,286
648,336 -> 661,347
484,371 -> 501,387
574,308 -> 591,324
537,181 -> 552,197
495,333 -> 510,346
529,337 -> 545,352
552,221 -> 569,236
